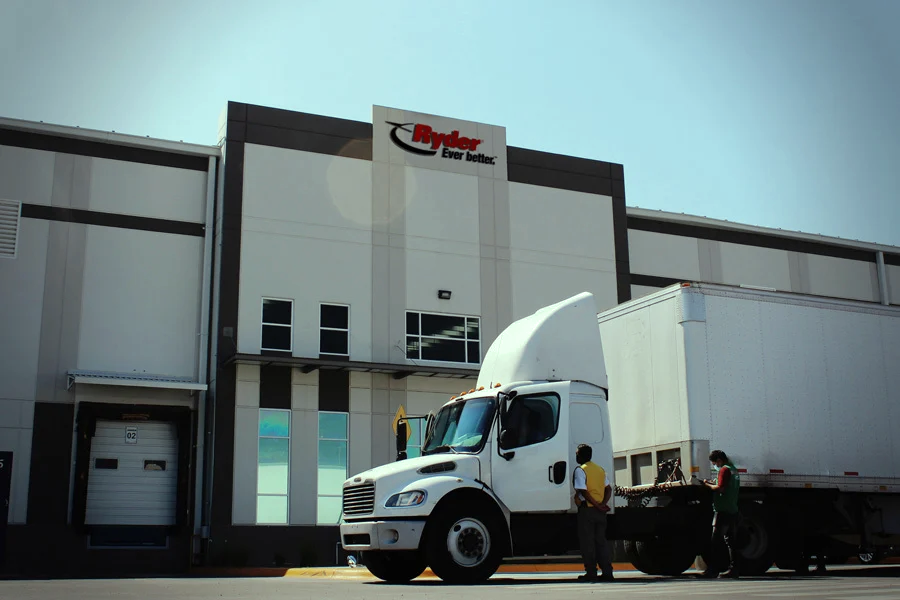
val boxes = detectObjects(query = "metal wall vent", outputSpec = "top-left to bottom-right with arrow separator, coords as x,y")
0,199 -> 21,259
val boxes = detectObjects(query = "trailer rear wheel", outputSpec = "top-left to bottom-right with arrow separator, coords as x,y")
859,548 -> 885,565
362,550 -> 427,583
624,537 -> 698,576
735,503 -> 776,575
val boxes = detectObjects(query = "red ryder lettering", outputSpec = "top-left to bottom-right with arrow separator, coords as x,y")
386,120 -> 497,165
412,124 -> 482,152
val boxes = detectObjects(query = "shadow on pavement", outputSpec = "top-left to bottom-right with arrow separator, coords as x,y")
363,565 -> 900,586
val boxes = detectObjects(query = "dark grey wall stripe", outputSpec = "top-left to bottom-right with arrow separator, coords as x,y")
885,253 -> 900,267
319,370 -> 350,412
507,146 -> 612,177
209,101 -> 246,563
630,273 -> 685,289
612,196 -> 631,304
246,104 -> 373,140
245,124 -> 372,160
259,366 -> 291,410
0,127 -> 210,172
507,146 -> 616,196
21,203 -> 204,237
26,403 -> 75,524
628,216 -> 874,263
233,102 -> 373,160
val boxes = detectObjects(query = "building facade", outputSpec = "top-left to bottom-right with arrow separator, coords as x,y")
1,103 -> 899,575
0,118 -> 218,575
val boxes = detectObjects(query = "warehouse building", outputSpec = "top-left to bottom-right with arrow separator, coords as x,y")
1,103 -> 898,575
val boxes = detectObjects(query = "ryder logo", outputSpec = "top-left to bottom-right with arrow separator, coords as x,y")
386,122 -> 497,165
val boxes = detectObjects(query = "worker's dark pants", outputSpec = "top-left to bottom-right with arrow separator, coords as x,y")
710,511 -> 739,572
578,504 -> 613,576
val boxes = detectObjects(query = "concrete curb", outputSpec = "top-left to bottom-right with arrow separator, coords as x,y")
189,562 -> 636,579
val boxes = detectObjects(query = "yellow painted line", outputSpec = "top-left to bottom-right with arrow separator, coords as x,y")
193,556 -> 900,579
193,562 -> 636,579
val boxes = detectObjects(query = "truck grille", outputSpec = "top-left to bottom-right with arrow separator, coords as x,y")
343,482 -> 375,516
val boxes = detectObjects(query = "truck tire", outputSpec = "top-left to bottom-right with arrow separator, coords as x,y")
625,537 -> 698,576
362,550 -> 427,583
425,505 -> 505,584
734,503 -> 776,575
858,548 -> 884,565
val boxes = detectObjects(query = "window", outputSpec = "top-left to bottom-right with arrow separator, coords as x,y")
405,312 -> 480,364
319,303 -> 349,357
422,397 -> 496,455
405,418 -> 427,458
257,409 -> 290,524
499,393 -> 561,450
261,298 -> 293,352
317,412 -> 348,524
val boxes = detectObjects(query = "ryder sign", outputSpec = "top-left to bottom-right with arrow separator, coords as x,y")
387,121 -> 497,165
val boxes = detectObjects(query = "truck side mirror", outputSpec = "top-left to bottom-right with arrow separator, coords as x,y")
498,390 -> 517,427
396,421 -> 407,461
498,429 -> 516,460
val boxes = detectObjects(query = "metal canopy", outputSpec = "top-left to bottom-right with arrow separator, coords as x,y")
223,353 -> 479,380
66,370 -> 208,391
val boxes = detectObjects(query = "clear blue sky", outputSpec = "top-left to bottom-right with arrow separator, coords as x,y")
2,0 -> 898,246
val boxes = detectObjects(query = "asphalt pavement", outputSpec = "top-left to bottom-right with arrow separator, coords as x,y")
2,565 -> 898,600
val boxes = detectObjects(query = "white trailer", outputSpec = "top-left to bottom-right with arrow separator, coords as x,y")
598,281 -> 900,573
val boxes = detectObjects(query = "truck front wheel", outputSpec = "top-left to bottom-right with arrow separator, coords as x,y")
362,550 -> 427,583
425,506 -> 505,584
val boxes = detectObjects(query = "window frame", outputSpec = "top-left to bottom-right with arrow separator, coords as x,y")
260,297 -> 294,353
316,410 -> 349,525
405,310 -> 481,365
498,392 -> 562,451
256,408 -> 291,525
318,302 -> 350,358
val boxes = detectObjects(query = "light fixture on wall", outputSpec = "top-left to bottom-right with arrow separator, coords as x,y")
438,290 -> 452,300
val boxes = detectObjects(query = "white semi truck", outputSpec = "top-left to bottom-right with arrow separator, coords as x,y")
339,284 -> 900,583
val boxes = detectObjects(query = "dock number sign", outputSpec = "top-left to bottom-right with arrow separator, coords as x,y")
125,426 -> 138,444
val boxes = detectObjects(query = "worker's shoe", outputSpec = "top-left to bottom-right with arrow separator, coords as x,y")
599,573 -> 615,581
577,573 -> 599,582
698,570 -> 719,578
719,569 -> 740,579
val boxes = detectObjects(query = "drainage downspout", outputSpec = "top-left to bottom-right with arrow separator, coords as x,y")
876,251 -> 890,306
193,154 -> 217,556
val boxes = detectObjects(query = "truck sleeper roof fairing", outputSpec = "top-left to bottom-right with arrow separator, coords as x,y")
475,292 -> 608,391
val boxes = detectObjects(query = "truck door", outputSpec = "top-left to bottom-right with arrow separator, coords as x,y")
491,388 -> 571,512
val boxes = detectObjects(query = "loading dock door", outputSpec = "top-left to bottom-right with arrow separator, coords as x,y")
85,420 -> 178,526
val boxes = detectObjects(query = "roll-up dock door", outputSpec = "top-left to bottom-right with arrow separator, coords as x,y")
85,420 -> 179,526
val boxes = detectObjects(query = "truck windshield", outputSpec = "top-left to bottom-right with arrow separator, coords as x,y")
422,397 -> 496,455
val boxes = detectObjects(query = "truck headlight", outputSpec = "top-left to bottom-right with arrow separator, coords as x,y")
385,490 -> 427,508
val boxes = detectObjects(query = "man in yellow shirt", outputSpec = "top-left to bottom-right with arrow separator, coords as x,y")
572,443 -> 614,582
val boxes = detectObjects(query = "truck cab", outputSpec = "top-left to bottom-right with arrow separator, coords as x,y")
339,292 -> 614,583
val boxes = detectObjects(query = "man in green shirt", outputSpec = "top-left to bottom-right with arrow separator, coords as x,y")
702,449 -> 740,578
